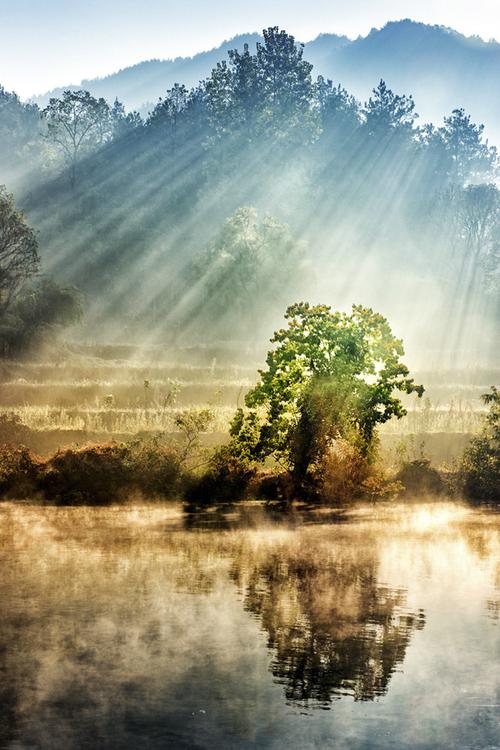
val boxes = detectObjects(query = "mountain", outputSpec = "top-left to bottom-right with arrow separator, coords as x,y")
34,33 -> 263,115
305,21 -> 500,142
34,20 -> 500,142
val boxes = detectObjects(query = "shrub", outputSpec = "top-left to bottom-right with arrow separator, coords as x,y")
185,445 -> 255,506
40,444 -> 132,505
460,387 -> 500,503
0,444 -> 41,497
309,438 -> 399,503
38,439 -> 184,505
0,413 -> 32,444
396,458 -> 445,496
314,438 -> 368,502
124,437 -> 183,497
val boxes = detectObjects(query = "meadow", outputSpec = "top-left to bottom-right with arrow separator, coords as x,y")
0,346 -> 494,468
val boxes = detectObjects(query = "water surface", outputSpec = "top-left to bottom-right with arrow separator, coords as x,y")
0,501 -> 498,749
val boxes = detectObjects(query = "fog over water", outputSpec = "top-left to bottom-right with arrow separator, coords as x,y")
0,501 -> 498,749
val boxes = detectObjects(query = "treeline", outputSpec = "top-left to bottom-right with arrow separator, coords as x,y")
0,186 -> 82,356
1,27 -> 499,343
2,29 -> 497,186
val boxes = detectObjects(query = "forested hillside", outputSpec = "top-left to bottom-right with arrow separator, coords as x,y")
34,21 -> 500,144
1,26 -> 499,364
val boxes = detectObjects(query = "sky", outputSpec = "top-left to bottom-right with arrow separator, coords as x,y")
1,0 -> 500,98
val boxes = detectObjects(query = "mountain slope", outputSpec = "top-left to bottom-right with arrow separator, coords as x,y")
34,33 -> 263,114
305,21 -> 500,140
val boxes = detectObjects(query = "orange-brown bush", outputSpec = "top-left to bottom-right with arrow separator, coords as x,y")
0,444 -> 42,497
0,438 -> 184,505
40,444 -> 133,505
40,440 -> 184,505
309,438 -> 400,504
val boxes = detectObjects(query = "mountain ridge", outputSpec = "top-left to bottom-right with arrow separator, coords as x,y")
33,20 -> 500,141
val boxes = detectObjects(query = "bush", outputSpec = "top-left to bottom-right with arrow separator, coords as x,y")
396,459 -> 445,496
461,436 -> 499,502
0,444 -> 41,497
185,445 -> 255,506
0,412 -> 32,444
308,438 -> 401,504
311,439 -> 370,503
460,387 -> 500,503
40,444 -> 132,505
38,439 -> 184,505
124,437 -> 184,497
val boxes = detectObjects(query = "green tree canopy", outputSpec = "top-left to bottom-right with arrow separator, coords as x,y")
439,108 -> 497,183
204,28 -> 318,148
179,207 -> 307,337
43,90 -> 113,186
461,387 -> 500,502
362,79 -> 417,138
230,302 -> 424,483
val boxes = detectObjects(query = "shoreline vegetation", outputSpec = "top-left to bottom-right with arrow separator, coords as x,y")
0,309 -> 497,507
0,429 -> 492,508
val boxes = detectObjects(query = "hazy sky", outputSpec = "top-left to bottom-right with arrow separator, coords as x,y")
1,0 -> 499,98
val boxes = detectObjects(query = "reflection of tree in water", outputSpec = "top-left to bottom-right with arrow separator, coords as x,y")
232,546 -> 425,705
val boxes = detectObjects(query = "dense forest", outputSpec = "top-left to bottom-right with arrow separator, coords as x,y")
1,26 -> 499,362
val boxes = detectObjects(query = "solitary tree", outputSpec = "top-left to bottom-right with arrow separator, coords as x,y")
43,90 -> 112,187
0,186 -> 39,312
230,302 -> 423,493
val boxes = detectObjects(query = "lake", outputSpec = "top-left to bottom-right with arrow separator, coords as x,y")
0,501 -> 498,749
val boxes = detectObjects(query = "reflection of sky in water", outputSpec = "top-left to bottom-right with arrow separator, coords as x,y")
0,501 -> 498,750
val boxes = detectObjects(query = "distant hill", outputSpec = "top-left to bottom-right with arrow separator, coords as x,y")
34,20 -> 500,141
305,21 -> 500,143
34,33 -> 263,116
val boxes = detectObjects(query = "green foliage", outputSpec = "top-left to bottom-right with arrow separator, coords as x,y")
122,437 -> 184,497
12,278 -> 82,329
180,207 -> 306,337
205,28 -> 318,148
363,79 -> 417,138
461,387 -> 500,502
396,459 -> 445,496
43,90 -> 122,186
148,84 -> 190,145
0,278 -> 82,356
41,443 -> 132,504
439,108 -> 497,183
1,27 -> 499,343
185,444 -> 255,506
0,86 -> 43,184
315,77 -> 360,144
230,302 -> 424,491
174,407 -> 215,465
